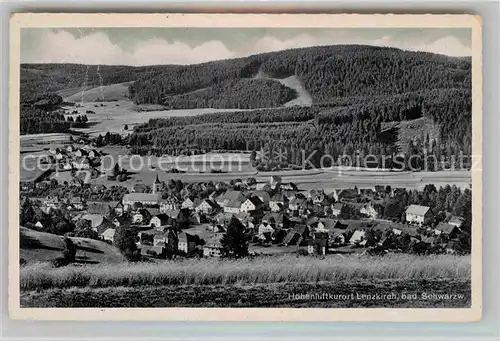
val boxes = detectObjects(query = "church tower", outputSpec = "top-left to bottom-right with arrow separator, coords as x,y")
152,172 -> 162,194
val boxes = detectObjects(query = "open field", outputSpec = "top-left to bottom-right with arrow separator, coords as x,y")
21,279 -> 470,308
62,98 -> 246,136
20,227 -> 126,264
64,82 -> 133,102
20,254 -> 470,308
21,254 -> 470,290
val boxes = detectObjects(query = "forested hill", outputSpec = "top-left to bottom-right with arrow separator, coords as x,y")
21,45 -> 471,107
130,45 -> 470,106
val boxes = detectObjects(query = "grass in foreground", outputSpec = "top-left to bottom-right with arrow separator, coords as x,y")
21,253 -> 470,291
21,279 -> 471,308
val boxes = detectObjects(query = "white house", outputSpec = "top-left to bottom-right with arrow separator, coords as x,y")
405,205 -> 433,226
360,203 -> 378,219
240,197 -> 263,213
181,197 -> 196,210
101,228 -> 116,243
195,199 -> 219,214
258,223 -> 274,237
349,230 -> 366,244
149,214 -> 170,229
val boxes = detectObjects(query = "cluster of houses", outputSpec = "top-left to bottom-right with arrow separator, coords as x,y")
46,144 -> 102,171
28,171 -> 469,259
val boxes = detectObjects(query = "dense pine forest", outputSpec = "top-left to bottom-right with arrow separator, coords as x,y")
20,45 -> 472,166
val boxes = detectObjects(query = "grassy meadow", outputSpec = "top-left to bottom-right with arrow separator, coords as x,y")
20,254 -> 471,308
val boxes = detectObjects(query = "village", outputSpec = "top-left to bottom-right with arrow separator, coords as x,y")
20,141 -> 471,260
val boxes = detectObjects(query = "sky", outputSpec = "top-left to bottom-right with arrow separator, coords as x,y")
21,27 -> 472,66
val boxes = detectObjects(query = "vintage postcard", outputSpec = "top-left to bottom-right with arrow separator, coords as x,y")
9,13 -> 482,321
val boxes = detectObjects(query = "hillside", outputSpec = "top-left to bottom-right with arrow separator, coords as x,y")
20,45 -> 472,167
20,227 -> 126,264
21,45 -> 470,107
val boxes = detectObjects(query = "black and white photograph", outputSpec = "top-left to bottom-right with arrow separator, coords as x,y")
10,14 -> 482,320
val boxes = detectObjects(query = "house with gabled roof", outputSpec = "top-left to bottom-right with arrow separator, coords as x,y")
288,197 -> 305,213
87,201 -> 114,216
224,200 -> 242,214
316,218 -> 342,232
160,196 -> 181,212
283,224 -> 309,246
434,222 -> 461,238
178,232 -> 197,255
216,190 -> 245,208
203,234 -> 224,257
360,202 -> 378,219
252,190 -> 271,205
262,212 -> 290,229
149,214 -> 171,229
181,197 -> 196,210
101,228 -> 116,243
405,205 -> 433,226
195,199 -> 219,214
95,216 -> 115,235
113,214 -> 130,227
269,193 -> 288,212
448,216 -> 465,228
240,196 -> 263,213
331,203 -> 344,217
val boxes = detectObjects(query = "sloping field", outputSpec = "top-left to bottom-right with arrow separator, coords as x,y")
64,82 -> 133,103
62,99 -> 247,136
20,227 -> 126,264
254,70 -> 313,107
20,253 -> 470,308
